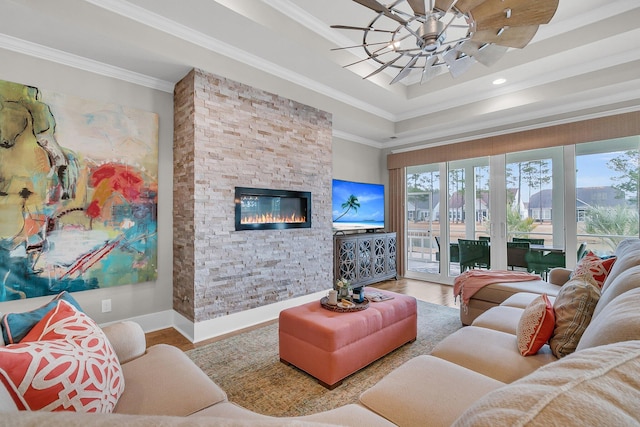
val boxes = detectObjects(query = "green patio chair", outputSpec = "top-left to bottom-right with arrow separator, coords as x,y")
507,241 -> 530,270
435,237 -> 460,272
526,243 -> 587,279
458,239 -> 490,272
513,237 -> 545,245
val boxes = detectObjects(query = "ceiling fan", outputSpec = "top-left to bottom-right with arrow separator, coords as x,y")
331,0 -> 559,84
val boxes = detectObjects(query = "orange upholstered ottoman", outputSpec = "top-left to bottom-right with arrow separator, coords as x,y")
278,289 -> 417,389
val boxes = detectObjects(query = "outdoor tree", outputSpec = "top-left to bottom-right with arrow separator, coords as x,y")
449,168 -> 465,223
475,166 -> 489,224
520,160 -> 551,221
607,149 -> 640,204
407,172 -> 428,222
506,163 -> 524,207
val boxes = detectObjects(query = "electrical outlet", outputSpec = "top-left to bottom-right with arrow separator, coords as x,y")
101,299 -> 112,313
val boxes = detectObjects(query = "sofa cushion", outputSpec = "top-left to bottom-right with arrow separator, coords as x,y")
0,300 -> 124,412
469,279 -> 560,306
576,287 -> 640,352
601,248 -> 640,292
500,292 -> 556,309
613,237 -> 640,259
431,326 -> 557,383
516,294 -> 554,356
5,411 -> 341,427
472,305 -> 524,335
101,321 -> 147,364
549,277 -> 600,358
592,264 -> 640,320
570,250 -> 616,289
114,344 -> 228,416
452,340 -> 640,427
1,291 -> 83,344
196,402 -> 396,427
359,355 -> 504,427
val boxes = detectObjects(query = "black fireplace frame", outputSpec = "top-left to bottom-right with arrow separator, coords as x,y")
234,187 -> 312,231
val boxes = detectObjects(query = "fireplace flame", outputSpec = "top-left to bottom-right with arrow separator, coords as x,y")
241,212 -> 306,224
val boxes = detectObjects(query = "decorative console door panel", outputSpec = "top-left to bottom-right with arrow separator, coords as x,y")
334,232 -> 397,287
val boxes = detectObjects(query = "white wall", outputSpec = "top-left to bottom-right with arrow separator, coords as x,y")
333,137 -> 384,184
0,49 -> 175,328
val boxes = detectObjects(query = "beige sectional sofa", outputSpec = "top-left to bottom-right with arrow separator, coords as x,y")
4,239 -> 640,426
458,268 -> 570,326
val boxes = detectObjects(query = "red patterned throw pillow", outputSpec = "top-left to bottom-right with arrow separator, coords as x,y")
516,294 -> 555,356
0,300 -> 124,412
572,251 -> 616,289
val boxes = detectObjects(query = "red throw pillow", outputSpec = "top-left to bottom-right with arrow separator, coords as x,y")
0,300 -> 124,412
572,251 -> 616,289
516,294 -> 555,356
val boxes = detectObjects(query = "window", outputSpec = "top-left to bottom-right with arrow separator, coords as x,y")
575,137 -> 640,256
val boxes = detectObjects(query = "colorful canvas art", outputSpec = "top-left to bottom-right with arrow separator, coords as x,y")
0,79 -> 158,301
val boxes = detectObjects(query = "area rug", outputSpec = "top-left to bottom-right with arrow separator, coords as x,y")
186,300 -> 461,417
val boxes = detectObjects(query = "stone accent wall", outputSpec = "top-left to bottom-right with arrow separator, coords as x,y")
173,69 -> 333,323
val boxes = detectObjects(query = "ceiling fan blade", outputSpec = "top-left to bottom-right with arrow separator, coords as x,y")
363,55 -> 404,79
435,0 -> 457,13
331,25 -> 395,33
406,0 -> 427,15
471,25 -> 538,48
330,40 -> 397,51
455,0 -> 485,13
420,55 -> 439,84
443,49 -> 477,77
352,0 -> 407,24
457,41 -> 508,66
342,42 -> 402,68
471,0 -> 559,30
390,55 -> 421,84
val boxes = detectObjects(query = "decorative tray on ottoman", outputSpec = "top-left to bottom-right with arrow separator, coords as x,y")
320,296 -> 369,312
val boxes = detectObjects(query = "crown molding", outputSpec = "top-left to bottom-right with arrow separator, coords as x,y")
83,0 -> 395,121
0,33 -> 175,93
332,129 -> 383,149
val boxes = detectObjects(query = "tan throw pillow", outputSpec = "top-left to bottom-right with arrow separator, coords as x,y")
516,294 -> 555,356
549,277 -> 600,358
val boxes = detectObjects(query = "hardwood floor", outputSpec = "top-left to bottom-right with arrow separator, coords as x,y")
145,278 -> 457,351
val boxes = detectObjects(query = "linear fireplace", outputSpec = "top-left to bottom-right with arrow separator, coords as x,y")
235,187 -> 311,231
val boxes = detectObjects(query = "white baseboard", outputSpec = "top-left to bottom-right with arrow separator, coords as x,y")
109,289 -> 328,343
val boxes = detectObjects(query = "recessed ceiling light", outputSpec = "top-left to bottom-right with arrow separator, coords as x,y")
493,78 -> 507,85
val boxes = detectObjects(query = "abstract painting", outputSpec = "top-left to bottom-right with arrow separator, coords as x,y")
0,78 -> 158,301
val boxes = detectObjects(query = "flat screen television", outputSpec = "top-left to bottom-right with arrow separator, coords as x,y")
332,179 -> 385,232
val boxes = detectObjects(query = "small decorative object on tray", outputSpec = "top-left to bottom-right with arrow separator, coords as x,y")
321,296 -> 369,312
335,278 -> 351,299
365,291 -> 395,302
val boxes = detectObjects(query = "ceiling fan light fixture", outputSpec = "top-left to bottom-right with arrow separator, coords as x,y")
418,16 -> 445,52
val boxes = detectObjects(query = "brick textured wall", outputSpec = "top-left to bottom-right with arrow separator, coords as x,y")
173,69 -> 333,323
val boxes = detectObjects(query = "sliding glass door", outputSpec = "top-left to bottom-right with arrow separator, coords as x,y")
405,158 -> 491,281
402,136 -> 640,284
505,147 -> 563,248
406,164 -> 440,276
